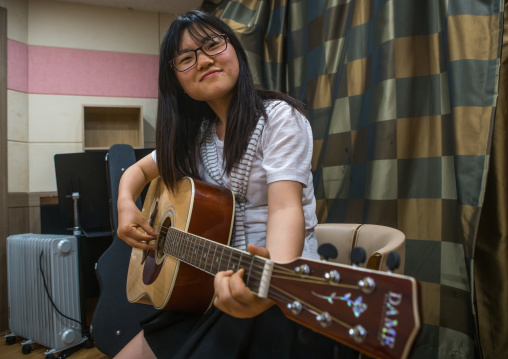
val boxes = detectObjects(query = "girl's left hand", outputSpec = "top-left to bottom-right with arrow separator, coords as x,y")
213,244 -> 275,318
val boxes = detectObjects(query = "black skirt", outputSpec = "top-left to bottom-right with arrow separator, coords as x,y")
142,305 -> 359,359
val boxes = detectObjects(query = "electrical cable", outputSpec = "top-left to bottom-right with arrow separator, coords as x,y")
39,251 -> 84,330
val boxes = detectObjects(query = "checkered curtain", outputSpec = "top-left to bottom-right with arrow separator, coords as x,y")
216,0 -> 505,358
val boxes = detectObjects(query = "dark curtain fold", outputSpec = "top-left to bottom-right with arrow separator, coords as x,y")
215,1 -> 505,358
475,1 -> 508,358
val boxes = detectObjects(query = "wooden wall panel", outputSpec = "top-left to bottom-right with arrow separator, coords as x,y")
0,6 -> 8,332
7,207 -> 30,236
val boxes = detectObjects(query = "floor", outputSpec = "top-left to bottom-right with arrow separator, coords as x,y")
0,331 -> 111,359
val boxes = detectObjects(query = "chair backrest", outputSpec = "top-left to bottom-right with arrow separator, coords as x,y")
314,223 -> 405,274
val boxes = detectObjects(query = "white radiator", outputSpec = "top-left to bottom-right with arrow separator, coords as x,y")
7,234 -> 86,353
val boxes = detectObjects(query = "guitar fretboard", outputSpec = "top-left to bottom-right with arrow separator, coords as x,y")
161,227 -> 272,296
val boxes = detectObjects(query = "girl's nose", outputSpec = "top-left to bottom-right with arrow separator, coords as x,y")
196,50 -> 214,70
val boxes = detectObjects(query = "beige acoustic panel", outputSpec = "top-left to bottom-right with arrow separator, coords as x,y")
28,94 -> 157,144
5,0 -> 28,43
7,141 -> 28,193
28,142 -> 82,192
159,12 -> 176,45
56,0 -> 202,15
7,90 -> 28,142
28,0 -> 160,54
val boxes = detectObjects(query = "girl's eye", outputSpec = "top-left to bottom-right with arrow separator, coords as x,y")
177,53 -> 194,65
205,37 -> 224,51
207,41 -> 219,49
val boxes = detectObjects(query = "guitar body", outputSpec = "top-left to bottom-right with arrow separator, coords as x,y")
126,177 -> 235,313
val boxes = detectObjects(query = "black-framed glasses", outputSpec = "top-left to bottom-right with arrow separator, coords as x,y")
170,34 -> 228,72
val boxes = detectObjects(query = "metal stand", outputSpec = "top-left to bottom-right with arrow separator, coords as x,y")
67,192 -> 82,236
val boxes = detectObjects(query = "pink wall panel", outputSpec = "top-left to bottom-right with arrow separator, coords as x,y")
7,40 -> 29,93
27,45 -> 159,98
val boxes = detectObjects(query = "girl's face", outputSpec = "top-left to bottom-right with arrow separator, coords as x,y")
174,28 -> 240,108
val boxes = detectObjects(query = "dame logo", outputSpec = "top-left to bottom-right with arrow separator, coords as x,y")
378,291 -> 402,349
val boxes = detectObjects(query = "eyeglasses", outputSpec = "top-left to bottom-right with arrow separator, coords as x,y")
170,34 -> 228,72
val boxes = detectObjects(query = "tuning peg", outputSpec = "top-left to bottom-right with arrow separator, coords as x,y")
349,325 -> 367,343
386,251 -> 400,272
318,243 -> 338,261
350,247 -> 366,266
287,301 -> 303,315
294,264 -> 310,275
316,312 -> 332,327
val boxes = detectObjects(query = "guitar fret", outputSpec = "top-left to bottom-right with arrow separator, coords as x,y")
199,237 -> 206,269
178,232 -> 184,259
210,242 -> 217,274
216,244 -> 221,273
191,236 -> 198,266
172,231 -> 178,257
205,241 -> 212,274
227,248 -> 233,271
182,234 -> 189,260
187,235 -> 192,262
208,241 -> 213,272
183,233 -> 189,261
168,231 -> 174,255
231,251 -> 240,271
181,233 -> 185,259
209,243 -> 215,274
217,247 -> 224,272
169,233 -> 173,255
185,234 -> 191,262
164,233 -> 173,253
246,256 -> 254,287
231,251 -> 236,270
169,232 -> 175,256
172,232 -> 177,256
180,233 -> 185,259
198,238 -> 203,269
209,241 -> 215,273
203,240 -> 209,271
195,237 -> 201,266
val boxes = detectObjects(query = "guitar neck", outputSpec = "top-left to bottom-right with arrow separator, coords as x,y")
162,227 -> 273,297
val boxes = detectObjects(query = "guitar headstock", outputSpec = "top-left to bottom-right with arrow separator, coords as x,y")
269,258 -> 420,359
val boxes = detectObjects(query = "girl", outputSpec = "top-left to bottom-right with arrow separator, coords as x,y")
115,10 -> 356,359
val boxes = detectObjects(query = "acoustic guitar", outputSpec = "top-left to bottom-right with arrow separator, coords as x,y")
126,177 -> 420,359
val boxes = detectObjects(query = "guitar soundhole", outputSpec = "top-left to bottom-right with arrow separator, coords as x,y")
156,217 -> 171,261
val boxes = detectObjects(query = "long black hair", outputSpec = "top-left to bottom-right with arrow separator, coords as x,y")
156,10 -> 305,191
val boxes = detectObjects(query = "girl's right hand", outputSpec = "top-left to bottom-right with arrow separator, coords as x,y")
117,197 -> 158,250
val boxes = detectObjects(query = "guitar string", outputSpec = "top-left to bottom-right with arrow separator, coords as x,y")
266,289 -> 352,331
266,284 -> 353,330
151,231 -> 366,298
154,226 -> 363,292
142,217 -> 363,335
270,273 -> 360,289
160,230 -> 318,281
146,227 -> 363,331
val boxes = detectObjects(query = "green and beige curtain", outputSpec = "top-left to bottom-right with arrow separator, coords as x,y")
216,0 -> 506,358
